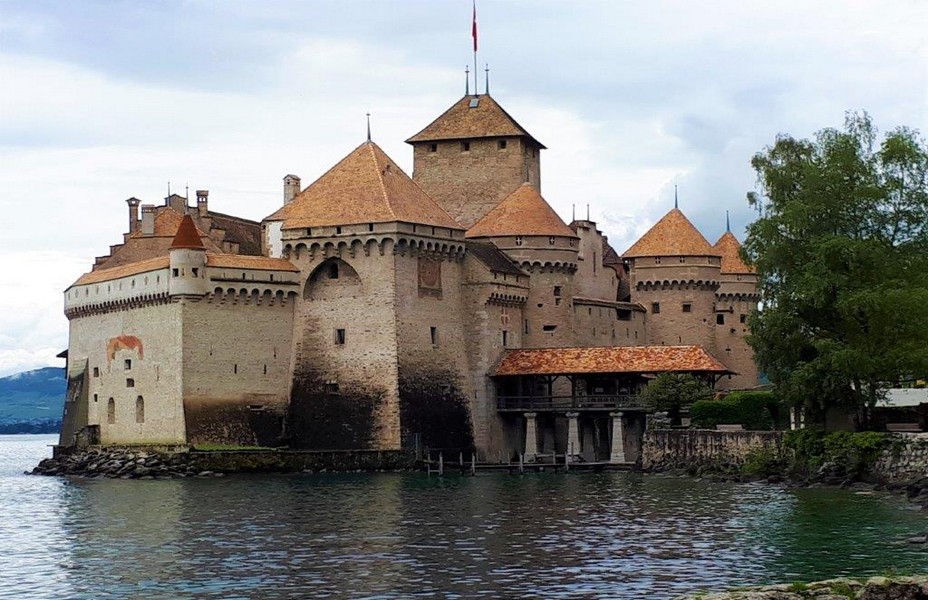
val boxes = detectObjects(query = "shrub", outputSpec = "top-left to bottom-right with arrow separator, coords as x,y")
783,430 -> 890,478
690,391 -> 786,430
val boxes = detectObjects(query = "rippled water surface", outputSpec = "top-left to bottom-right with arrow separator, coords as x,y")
1,435 -> 925,599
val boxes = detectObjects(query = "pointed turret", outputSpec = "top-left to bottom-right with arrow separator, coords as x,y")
265,141 -> 462,231
169,214 -> 208,296
465,183 -> 576,239
623,208 -> 717,258
713,231 -> 754,275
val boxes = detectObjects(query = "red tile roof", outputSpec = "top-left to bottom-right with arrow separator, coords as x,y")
266,141 -> 463,231
713,231 -> 755,274
206,254 -> 298,272
494,345 -> 732,376
171,215 -> 206,250
72,256 -> 170,286
465,183 -> 577,239
406,94 -> 545,148
623,208 -> 718,258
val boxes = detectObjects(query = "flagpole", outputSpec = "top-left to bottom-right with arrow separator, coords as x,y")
472,0 -> 478,95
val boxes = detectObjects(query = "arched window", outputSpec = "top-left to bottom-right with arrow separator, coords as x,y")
107,398 -> 116,424
135,396 -> 145,424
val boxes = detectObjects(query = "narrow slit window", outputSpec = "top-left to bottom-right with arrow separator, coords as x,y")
335,329 -> 346,345
107,398 -> 116,424
430,326 -> 438,345
135,396 -> 144,424
124,359 -> 131,370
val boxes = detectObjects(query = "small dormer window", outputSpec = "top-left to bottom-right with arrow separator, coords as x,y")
461,142 -> 470,152
429,144 -> 437,153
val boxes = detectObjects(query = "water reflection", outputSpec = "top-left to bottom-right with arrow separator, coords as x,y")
2,436 -> 926,600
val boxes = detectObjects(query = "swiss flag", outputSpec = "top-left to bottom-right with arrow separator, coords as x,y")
472,1 -> 478,52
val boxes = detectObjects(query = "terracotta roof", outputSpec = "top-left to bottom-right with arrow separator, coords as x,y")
406,94 -> 545,148
494,345 -> 731,376
713,232 -> 755,274
466,242 -> 526,276
171,215 -> 206,249
96,208 -> 223,270
72,256 -> 170,286
267,141 -> 463,231
465,183 -> 577,239
623,208 -> 718,258
206,254 -> 298,272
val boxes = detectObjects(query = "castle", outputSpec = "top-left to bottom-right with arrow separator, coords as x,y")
58,91 -> 760,463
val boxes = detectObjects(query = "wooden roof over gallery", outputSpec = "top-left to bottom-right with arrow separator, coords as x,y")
493,345 -> 732,376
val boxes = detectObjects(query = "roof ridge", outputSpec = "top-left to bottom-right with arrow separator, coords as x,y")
369,142 -> 397,221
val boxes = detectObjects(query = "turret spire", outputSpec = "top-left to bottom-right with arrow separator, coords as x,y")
726,210 -> 731,233
366,112 -> 371,141
674,184 -> 679,209
465,65 -> 470,95
485,63 -> 490,95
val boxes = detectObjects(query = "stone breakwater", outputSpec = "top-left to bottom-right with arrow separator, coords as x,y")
31,446 -> 418,478
674,575 -> 928,599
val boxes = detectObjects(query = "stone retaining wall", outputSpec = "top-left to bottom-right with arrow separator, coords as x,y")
675,575 -> 928,599
872,433 -> 928,483
641,429 -> 784,472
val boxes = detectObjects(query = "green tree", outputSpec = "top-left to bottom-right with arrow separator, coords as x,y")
642,373 -> 714,425
743,112 -> 928,427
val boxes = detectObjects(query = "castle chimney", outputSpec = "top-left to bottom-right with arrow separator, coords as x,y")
283,174 -> 301,205
126,197 -> 141,233
196,190 -> 209,217
141,204 -> 156,235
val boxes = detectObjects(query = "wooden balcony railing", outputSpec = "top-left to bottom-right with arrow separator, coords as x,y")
496,394 -> 644,412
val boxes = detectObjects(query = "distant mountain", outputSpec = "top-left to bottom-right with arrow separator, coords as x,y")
0,367 -> 65,433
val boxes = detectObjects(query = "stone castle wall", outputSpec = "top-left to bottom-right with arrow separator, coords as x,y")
286,240 -> 402,450
181,292 -> 296,446
412,136 -> 541,228
66,302 -> 186,446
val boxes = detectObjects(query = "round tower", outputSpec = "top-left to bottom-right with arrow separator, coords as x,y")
466,183 -> 579,348
168,214 -> 209,297
623,208 -> 721,353
713,230 -> 761,389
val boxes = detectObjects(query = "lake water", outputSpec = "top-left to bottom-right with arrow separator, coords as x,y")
1,434 -> 925,599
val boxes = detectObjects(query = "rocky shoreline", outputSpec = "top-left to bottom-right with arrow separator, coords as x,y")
674,575 -> 928,599
30,447 -> 220,479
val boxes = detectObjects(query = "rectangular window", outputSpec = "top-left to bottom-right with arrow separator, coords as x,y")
462,141 -> 470,152
430,326 -> 438,345
93,367 -> 99,377
515,236 -> 523,246
126,378 -> 135,388
336,226 -> 342,234
542,325 -> 557,333
524,320 -> 529,335
93,394 -> 98,403
234,364 -> 238,374
124,359 -> 132,370
191,267 -> 199,277
429,143 -> 437,152
325,382 -> 340,393
498,140 -> 507,150
617,309 -> 632,321
172,268 -> 179,277
553,286 -> 562,297
717,314 -> 725,325
651,303 -> 660,314
335,329 -> 346,345
740,314 -> 747,324
502,330 -> 508,347
555,298 -> 562,306
682,303 -> 692,313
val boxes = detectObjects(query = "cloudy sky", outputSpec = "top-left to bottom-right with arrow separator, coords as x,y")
0,0 -> 925,376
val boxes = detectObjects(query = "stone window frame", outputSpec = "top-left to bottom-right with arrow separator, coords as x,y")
335,328 -> 347,345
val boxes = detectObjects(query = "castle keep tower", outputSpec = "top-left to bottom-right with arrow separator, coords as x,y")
623,208 -> 722,354
406,94 -> 545,228
713,229 -> 761,389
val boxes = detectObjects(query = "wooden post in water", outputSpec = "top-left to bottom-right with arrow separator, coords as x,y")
518,452 -> 524,474
564,452 -> 569,473
459,451 -> 463,473
439,452 -> 444,476
471,453 -> 476,476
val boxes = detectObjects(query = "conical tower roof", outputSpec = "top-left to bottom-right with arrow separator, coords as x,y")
623,208 -> 717,258
267,141 -> 463,231
406,94 -> 545,148
713,231 -> 755,274
170,214 -> 206,249
465,183 -> 577,239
